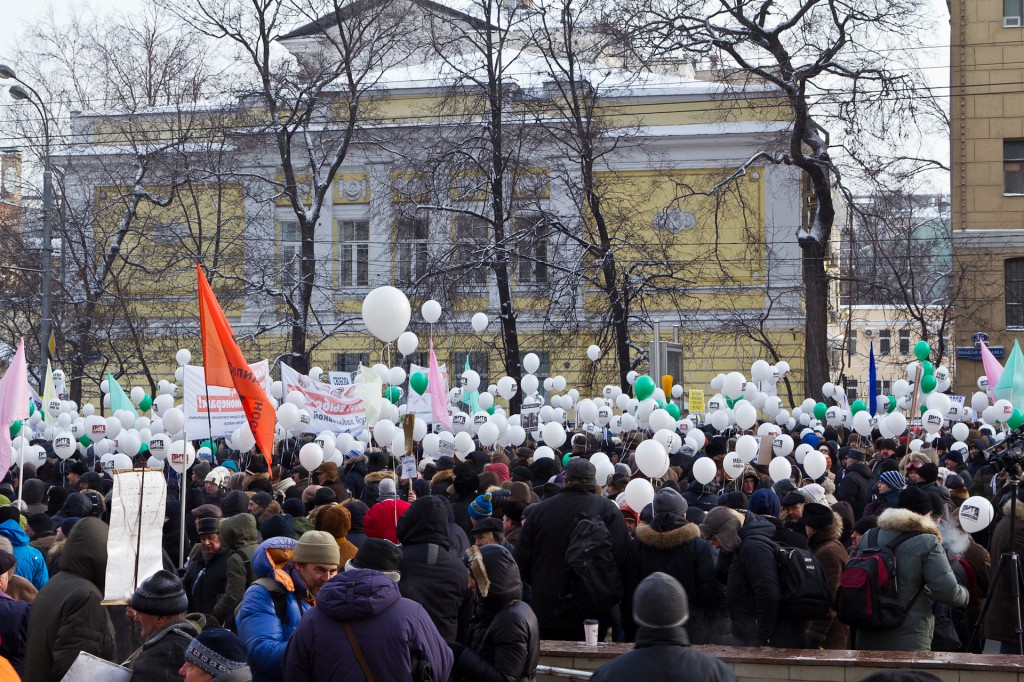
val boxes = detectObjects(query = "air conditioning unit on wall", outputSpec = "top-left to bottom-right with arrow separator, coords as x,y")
863,327 -> 878,338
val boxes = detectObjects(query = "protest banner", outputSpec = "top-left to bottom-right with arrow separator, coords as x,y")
281,363 -> 366,433
182,361 -> 270,439
103,468 -> 166,604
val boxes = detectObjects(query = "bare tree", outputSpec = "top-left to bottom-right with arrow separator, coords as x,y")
613,0 -> 935,398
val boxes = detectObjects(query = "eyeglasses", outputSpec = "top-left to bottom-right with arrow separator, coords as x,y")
907,462 -> 923,469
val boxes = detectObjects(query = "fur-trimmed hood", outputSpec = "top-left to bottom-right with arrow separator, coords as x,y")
808,512 -> 844,543
877,507 -> 941,540
634,522 -> 701,550
430,470 -> 455,488
364,470 -> 397,485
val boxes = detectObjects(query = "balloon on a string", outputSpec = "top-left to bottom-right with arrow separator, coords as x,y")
887,411 -> 908,436
692,457 -> 717,485
478,392 -> 494,411
633,375 -> 655,401
471,312 -> 489,332
624,478 -> 655,511
593,458 -> 614,487
542,422 -> 566,448
952,422 -> 970,442
994,399 -> 1015,422
410,372 -> 428,395
534,445 -> 555,460
477,422 -> 499,447
723,452 -> 744,479
397,331 -> 419,356
422,433 -> 440,456
462,370 -> 481,392
362,286 -> 411,342
750,360 -> 772,382
454,432 -> 474,458
373,420 -> 396,446
736,435 -> 758,463
635,439 -> 669,478
734,402 -> 757,430
803,451 -> 827,479
587,345 -> 601,362
176,348 -> 192,366
422,299 -> 442,324
522,353 -> 540,374
388,367 -> 407,386
922,409 -> 944,434
772,434 -> 794,457
168,442 -> 196,473
769,456 -> 793,483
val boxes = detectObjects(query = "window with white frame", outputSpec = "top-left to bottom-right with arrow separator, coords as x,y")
337,219 -> 369,287
1005,0 -> 1023,26
1005,141 -> 1024,193
899,329 -> 911,355
396,216 -> 430,285
454,216 -> 490,288
845,331 -> 857,357
515,214 -> 549,286
844,378 -> 858,403
1009,258 -> 1024,328
278,219 -> 301,289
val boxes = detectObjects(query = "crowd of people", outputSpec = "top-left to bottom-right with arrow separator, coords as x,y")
0,413 -> 1015,681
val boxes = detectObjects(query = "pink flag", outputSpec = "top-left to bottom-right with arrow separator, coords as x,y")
428,342 -> 451,430
981,342 -> 1004,396
0,339 -> 30,481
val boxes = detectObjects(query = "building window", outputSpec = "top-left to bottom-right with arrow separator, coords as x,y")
845,331 -> 857,357
404,351 -> 430,372
1005,0 -> 1023,26
335,353 -> 370,373
278,220 -> 301,289
878,329 -> 891,356
1007,258 -> 1024,328
396,216 -> 429,285
337,219 -> 369,287
898,329 -> 911,355
876,379 -> 892,395
1005,141 -> 1024,194
516,214 -> 549,285
454,217 -> 490,289
844,378 -> 858,403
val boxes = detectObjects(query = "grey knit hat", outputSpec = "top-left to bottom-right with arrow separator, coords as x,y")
184,628 -> 248,676
130,569 -> 188,616
633,572 -> 689,628
294,530 -> 341,565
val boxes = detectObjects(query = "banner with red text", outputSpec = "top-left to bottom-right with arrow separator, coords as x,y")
182,361 -> 270,439
281,363 -> 366,434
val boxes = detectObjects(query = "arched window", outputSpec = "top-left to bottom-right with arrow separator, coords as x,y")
1005,258 -> 1024,328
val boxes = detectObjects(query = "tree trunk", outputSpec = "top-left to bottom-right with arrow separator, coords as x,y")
801,238 -> 829,401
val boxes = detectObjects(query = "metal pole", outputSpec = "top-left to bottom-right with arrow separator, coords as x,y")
38,163 -> 52,393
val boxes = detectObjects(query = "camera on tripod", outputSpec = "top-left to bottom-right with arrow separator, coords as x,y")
984,425 -> 1024,476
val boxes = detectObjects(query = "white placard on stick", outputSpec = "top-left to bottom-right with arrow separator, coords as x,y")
103,468 -> 167,604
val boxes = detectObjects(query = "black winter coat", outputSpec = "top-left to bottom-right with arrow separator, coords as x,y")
589,626 -> 736,682
125,619 -> 199,682
514,486 -> 629,633
836,462 -> 873,518
396,496 -> 471,642
182,547 -> 231,618
722,512 -> 806,648
454,546 -> 539,682
623,517 -> 721,642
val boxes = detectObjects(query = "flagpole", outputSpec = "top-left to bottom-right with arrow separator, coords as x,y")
17,437 -> 25,506
179,369 -> 188,570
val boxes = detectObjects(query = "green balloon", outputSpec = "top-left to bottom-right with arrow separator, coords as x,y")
200,439 -> 215,452
1010,409 -> 1024,430
887,396 -> 897,413
726,397 -> 736,409
138,442 -> 149,454
666,403 -> 681,420
563,453 -> 572,467
656,399 -> 665,409
139,395 -> 153,412
410,372 -> 428,396
920,405 -> 928,415
78,435 -> 92,447
487,404 -> 495,415
384,386 -> 402,404
914,340 -> 931,361
921,360 -> 934,377
634,375 -> 655,401
27,402 -> 34,417
851,400 -> 866,415
813,402 -> 827,420
8,421 -> 20,439
920,375 -> 937,394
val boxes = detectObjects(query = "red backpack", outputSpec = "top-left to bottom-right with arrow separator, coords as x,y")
836,528 -> 921,628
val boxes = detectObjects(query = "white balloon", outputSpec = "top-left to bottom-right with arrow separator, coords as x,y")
794,443 -> 813,464
804,451 -> 827,479
471,312 -> 489,332
578,400 -> 600,425
534,445 -> 555,460
624,478 -> 655,510
626,371 -> 638,385
926,392 -> 951,416
476,422 -> 499,446
710,410 -> 731,431
994,399 -> 1015,422
454,431 -> 475,457
522,353 -> 541,374
497,377 -> 518,400
689,428 -> 706,450
117,431 -> 142,457
104,417 -> 122,441
521,374 -> 539,395
176,348 -> 192,366
168,442 -> 196,473
887,412 -> 908,437
723,452 -> 745,479
952,422 -> 970,442
362,286 -> 411,342
462,370 -> 481,392
769,456 -> 793,483
587,345 -> 601,362
722,372 -> 746,400
508,425 -> 526,446
750,360 -> 772,382
388,367 -> 407,387
647,408 -> 674,433
277,402 -> 300,428
397,331 -> 419,356
909,438 -> 923,453
959,496 -> 995,533
635,439 -> 669,478
53,433 -> 76,459
478,392 -> 494,410
594,458 -> 615,487
373,420 -> 396,446
734,402 -> 757,430
162,408 -> 184,436
298,442 -> 324,471
735,435 -> 758,463
764,397 -> 783,418
692,457 -> 717,485
772,434 -> 794,457
922,409 -> 945,434
852,411 -> 872,437
542,422 -> 566,448
422,433 -> 441,456
421,299 -> 442,324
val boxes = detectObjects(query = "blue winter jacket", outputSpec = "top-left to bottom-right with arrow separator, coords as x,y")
0,520 -> 48,589
236,537 -> 309,682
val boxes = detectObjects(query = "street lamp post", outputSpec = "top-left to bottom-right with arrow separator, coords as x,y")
0,65 -> 54,391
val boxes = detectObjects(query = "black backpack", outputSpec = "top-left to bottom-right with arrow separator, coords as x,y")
836,528 -> 921,629
560,497 -> 623,617
774,542 -> 834,621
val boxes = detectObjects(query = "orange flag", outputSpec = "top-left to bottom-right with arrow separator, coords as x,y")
197,264 -> 275,469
